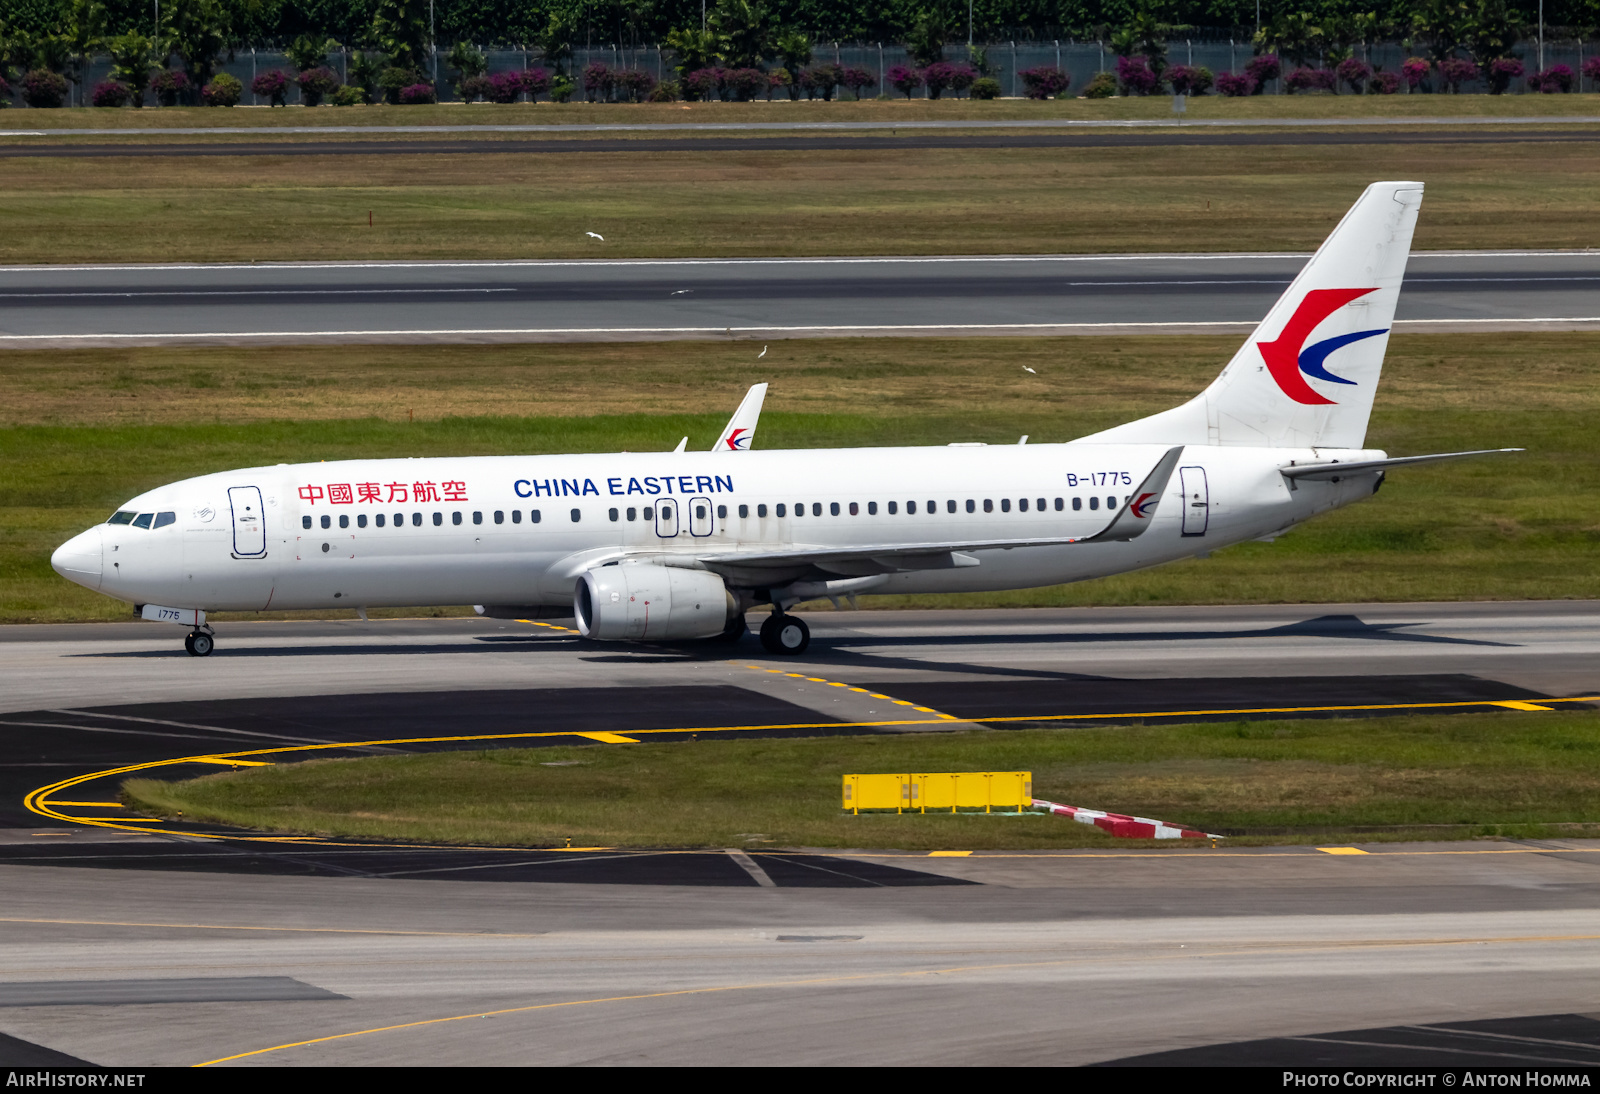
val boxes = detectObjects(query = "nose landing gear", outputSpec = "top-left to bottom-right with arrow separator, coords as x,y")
183,627 -> 215,657
758,611 -> 809,655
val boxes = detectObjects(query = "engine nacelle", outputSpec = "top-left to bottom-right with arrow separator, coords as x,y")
574,563 -> 731,641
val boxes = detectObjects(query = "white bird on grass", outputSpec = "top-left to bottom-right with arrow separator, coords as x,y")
586,231 -> 604,241
1022,366 -> 1037,374
758,345 -> 767,358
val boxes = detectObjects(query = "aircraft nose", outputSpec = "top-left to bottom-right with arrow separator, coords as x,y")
51,526 -> 103,589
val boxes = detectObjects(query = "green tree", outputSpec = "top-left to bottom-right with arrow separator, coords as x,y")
64,0 -> 107,105
162,0 -> 232,93
774,26 -> 809,74
1112,8 -> 1189,79
904,5 -> 955,67
1462,0 -> 1525,65
372,0 -> 430,73
1252,11 -> 1323,68
106,29 -> 158,106
541,13 -> 576,76
708,0 -> 772,68
1409,0 -> 1474,62
445,39 -> 486,95
284,33 -> 339,72
664,25 -> 718,74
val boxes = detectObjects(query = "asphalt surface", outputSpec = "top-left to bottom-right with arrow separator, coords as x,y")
2,251 -> 1596,346
6,129 -> 1600,158
5,601 -> 1600,1066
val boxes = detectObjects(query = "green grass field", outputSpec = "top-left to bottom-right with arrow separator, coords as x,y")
12,94 -> 1600,130
119,708 -> 1600,849
1,138 -> 1596,261
4,332 -> 1594,623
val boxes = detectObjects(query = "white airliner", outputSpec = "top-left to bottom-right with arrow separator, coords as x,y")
52,181 -> 1515,657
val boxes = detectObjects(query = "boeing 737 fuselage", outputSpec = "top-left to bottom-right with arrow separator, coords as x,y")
49,182 -> 1517,656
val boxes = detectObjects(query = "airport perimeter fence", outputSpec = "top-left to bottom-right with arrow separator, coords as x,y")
21,37 -> 1599,108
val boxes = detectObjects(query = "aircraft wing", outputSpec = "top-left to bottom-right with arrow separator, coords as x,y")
712,383 -> 768,452
1280,448 -> 1523,481
694,446 -> 1184,574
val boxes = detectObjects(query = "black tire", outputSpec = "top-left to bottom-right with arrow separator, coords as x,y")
711,613 -> 748,644
187,631 -> 213,657
759,613 -> 809,655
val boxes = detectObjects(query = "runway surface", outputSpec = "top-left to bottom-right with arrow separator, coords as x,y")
2,251 -> 1596,347
5,601 -> 1600,1067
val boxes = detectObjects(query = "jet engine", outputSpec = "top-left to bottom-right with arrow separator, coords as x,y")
574,563 -> 732,641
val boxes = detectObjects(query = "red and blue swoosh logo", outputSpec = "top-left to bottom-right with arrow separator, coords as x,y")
1131,492 -> 1158,519
1258,288 -> 1388,405
723,428 -> 751,451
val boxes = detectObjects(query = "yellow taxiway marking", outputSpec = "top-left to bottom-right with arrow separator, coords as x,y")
1493,700 -> 1555,712
575,732 -> 639,744
928,850 -> 972,857
1318,847 -> 1371,855
43,801 -> 124,808
740,662 -> 966,721
191,757 -> 274,767
517,619 -> 579,633
195,930 -> 1600,1066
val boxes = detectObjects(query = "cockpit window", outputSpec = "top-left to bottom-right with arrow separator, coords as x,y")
107,511 -> 136,525
152,512 -> 176,529
131,513 -> 154,529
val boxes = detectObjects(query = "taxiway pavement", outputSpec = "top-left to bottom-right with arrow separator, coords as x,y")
4,601 -> 1600,1067
1,251 -> 1595,346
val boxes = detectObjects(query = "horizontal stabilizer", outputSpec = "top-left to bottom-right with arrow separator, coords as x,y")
1281,448 -> 1523,480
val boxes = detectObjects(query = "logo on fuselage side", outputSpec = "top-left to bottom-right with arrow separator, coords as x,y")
1257,288 -> 1388,406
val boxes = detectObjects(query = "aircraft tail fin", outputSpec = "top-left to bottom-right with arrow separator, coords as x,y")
1081,181 -> 1424,450
712,383 -> 768,452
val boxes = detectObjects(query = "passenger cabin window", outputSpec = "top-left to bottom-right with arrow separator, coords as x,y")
757,504 -> 768,518
1072,498 -> 1082,511
376,514 -> 386,528
812,503 -> 822,517
530,510 -> 542,523
609,508 -> 619,522
983,500 -> 993,513
339,514 -> 349,529
107,511 -> 136,525
1000,499 -> 1010,513
944,500 -> 954,513
638,508 -> 649,521
302,515 -> 312,530
628,508 -> 638,521
1039,498 -> 1047,511
739,504 -> 749,519
393,512 -> 403,526
432,512 -> 443,526
413,512 -> 423,526
570,508 -> 581,522
865,502 -> 875,515
1089,497 -> 1099,511
775,504 -> 786,517
357,514 -> 367,528
451,512 -> 462,526
321,515 -> 331,529
906,501 -> 915,514
830,502 -> 841,516
888,501 -> 898,515
473,511 -> 483,525
966,500 -> 976,514
493,511 -> 503,524
152,511 -> 176,529
717,504 -> 727,519
512,510 -> 522,524
1108,496 -> 1118,509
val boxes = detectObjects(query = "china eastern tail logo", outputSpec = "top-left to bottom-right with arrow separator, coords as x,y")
1131,492 -> 1158,519
1258,288 -> 1388,406
723,428 -> 752,451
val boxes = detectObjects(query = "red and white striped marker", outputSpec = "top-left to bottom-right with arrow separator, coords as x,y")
1032,799 -> 1215,840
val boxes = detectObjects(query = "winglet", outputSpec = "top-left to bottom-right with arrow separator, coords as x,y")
1081,447 -> 1185,543
712,383 -> 768,453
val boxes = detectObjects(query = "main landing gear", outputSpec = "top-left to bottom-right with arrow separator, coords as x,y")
183,627 -> 215,657
759,611 -> 809,656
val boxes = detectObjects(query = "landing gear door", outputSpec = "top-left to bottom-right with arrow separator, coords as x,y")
655,498 -> 679,538
689,496 -> 714,537
1179,466 -> 1209,537
228,485 -> 267,557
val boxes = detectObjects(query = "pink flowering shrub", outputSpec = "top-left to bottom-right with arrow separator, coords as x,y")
1336,58 -> 1372,93
1115,55 -> 1159,94
1165,64 -> 1212,95
1529,64 -> 1574,93
92,80 -> 131,107
1487,58 -> 1524,93
519,68 -> 553,101
683,66 -> 723,101
1401,57 -> 1431,89
725,67 -> 764,101
1438,57 -> 1479,92
1244,54 -> 1280,92
1019,64 -> 1070,99
887,64 -> 923,98
1214,71 -> 1254,96
251,69 -> 288,106
1370,69 -> 1401,94
398,82 -> 436,104
841,65 -> 878,98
